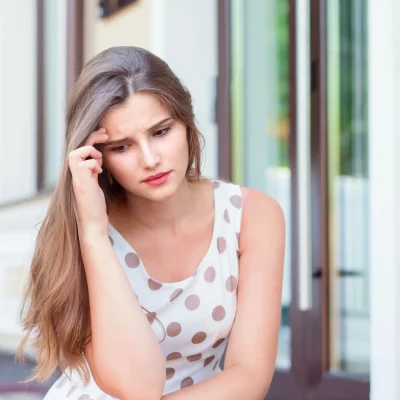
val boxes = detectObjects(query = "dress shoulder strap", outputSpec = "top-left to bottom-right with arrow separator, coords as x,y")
212,180 -> 243,248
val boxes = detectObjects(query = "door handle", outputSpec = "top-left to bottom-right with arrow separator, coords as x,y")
312,268 -> 362,278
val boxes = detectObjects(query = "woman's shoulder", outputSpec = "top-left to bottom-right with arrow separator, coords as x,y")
240,186 -> 285,236
241,186 -> 282,209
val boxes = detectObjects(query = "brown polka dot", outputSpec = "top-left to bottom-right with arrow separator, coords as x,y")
230,195 -> 242,209
212,306 -> 226,321
187,353 -> 202,362
213,359 -> 220,371
167,322 -> 182,337
66,385 -> 77,396
213,181 -> 220,189
170,288 -> 183,302
224,209 -> 230,223
148,278 -> 162,290
204,355 -> 215,367
166,367 -> 175,380
192,331 -> 207,344
146,312 -> 156,324
166,352 -> 182,361
167,351 -> 182,361
212,338 -> 225,348
108,235 -> 114,245
185,295 -> 200,310
204,266 -> 216,282
55,375 -> 68,388
125,252 -> 140,268
181,377 -> 194,389
226,276 -> 238,292
217,237 -> 227,253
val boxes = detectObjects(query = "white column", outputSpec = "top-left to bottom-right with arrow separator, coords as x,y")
369,0 -> 400,398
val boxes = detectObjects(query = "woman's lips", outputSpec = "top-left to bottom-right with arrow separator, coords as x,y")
143,171 -> 171,186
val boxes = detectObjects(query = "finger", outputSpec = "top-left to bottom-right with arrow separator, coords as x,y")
69,145 -> 102,164
85,127 -> 108,147
77,159 -> 103,175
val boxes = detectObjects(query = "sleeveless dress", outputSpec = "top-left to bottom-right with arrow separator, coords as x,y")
43,179 -> 243,399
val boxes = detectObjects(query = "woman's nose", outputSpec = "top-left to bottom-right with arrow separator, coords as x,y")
139,142 -> 160,169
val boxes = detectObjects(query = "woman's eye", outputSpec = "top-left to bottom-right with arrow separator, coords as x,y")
154,127 -> 170,137
111,145 -> 128,153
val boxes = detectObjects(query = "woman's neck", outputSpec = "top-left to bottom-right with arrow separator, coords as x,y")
109,178 -> 203,233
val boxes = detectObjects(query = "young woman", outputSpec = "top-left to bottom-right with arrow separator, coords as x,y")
18,46 -> 285,400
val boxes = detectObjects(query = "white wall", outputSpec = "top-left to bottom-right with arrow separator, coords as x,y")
0,2 -> 37,204
369,0 -> 400,399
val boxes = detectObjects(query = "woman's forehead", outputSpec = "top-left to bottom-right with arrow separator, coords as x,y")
100,93 -> 171,135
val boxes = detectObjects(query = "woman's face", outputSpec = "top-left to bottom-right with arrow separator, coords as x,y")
100,92 -> 189,202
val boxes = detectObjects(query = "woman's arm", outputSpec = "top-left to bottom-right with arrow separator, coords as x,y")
162,187 -> 285,399
82,233 -> 165,400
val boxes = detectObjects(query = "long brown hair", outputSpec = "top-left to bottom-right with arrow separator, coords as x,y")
18,46 -> 204,382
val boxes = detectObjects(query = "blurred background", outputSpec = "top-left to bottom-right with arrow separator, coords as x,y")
0,0 -> 398,399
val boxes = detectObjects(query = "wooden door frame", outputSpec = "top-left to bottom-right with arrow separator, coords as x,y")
66,0 -> 85,103
217,0 -> 232,181
268,0 -> 308,397
308,0 -> 370,398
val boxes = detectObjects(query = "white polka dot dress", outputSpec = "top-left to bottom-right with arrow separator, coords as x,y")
43,179 -> 242,399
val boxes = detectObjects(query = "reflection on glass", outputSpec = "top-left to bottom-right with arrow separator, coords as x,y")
231,0 -> 291,368
327,0 -> 369,376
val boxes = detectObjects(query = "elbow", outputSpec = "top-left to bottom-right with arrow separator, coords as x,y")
239,364 -> 273,398
97,382 -> 163,400
115,384 -> 163,400
251,368 -> 273,398
96,379 -> 163,400
87,352 -> 164,399
93,371 -> 163,400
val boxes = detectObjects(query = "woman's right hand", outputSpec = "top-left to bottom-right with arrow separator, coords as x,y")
68,127 -> 110,237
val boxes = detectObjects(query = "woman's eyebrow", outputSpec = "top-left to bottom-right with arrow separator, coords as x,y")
148,117 -> 172,131
103,117 -> 172,147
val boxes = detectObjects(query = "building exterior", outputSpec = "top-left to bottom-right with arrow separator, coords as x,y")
0,1 -> 399,399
